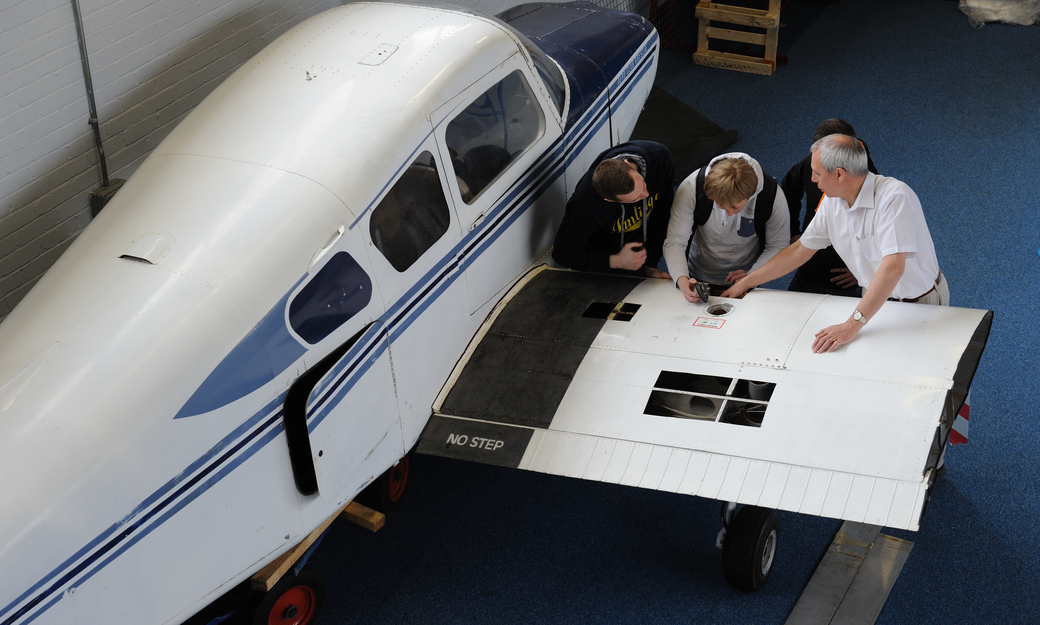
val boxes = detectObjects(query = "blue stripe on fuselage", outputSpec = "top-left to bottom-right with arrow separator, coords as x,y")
1,32 -> 658,625
2,395 -> 286,625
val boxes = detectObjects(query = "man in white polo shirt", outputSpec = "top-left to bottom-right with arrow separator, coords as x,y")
722,133 -> 947,353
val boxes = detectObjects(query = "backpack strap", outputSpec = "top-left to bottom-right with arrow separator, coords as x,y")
753,174 -> 778,254
684,166 -> 714,267
693,166 -> 713,228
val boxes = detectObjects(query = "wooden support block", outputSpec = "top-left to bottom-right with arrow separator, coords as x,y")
249,500 -> 385,592
342,500 -> 386,532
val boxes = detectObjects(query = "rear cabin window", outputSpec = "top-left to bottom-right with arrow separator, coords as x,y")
445,70 -> 545,204
369,151 -> 452,272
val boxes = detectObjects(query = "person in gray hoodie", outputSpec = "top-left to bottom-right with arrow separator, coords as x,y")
663,153 -> 789,303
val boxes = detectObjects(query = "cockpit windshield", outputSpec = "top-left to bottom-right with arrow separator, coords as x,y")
523,40 -> 566,118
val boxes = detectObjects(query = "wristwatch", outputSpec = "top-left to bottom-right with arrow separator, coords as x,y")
852,310 -> 868,325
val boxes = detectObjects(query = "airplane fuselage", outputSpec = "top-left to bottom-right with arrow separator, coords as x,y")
0,3 -> 658,624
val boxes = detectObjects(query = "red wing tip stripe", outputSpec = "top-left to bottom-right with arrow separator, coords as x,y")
950,413 -> 969,445
951,398 -> 970,444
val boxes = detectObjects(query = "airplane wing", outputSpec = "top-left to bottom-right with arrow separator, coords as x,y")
417,266 -> 991,531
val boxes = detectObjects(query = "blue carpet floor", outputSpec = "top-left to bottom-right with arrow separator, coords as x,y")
308,1 -> 1040,623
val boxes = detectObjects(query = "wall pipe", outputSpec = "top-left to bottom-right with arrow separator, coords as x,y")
70,0 -> 112,187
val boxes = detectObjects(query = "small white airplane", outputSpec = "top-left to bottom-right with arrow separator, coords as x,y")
0,2 -> 991,625
0,2 -> 660,624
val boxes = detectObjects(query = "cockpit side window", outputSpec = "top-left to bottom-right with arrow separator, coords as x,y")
289,251 -> 372,344
369,151 -> 452,272
444,70 -> 545,204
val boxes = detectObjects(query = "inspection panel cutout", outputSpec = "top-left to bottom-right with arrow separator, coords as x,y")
582,301 -> 641,322
644,371 -> 774,427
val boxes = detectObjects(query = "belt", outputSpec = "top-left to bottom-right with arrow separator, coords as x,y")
889,271 -> 942,303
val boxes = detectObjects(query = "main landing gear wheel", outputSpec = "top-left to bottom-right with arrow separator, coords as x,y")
357,454 -> 411,514
722,505 -> 778,592
253,570 -> 326,625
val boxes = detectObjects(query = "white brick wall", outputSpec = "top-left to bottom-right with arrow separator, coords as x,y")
0,0 -> 341,320
0,0 -> 637,322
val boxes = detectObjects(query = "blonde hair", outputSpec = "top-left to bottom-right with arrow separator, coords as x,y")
703,158 -> 757,208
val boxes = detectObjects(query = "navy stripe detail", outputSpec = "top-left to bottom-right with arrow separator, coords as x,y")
2,34 -> 657,625
308,324 -> 389,430
3,397 -> 286,625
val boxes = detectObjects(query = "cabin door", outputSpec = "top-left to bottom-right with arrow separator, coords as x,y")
358,141 -> 471,451
432,58 -> 565,315
278,223 -> 402,504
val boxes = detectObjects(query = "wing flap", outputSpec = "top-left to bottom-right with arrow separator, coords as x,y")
422,413 -> 930,530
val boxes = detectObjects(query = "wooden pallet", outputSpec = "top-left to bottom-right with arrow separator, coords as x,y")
693,0 -> 780,75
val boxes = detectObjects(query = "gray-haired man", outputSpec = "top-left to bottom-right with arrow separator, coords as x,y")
723,134 -> 947,353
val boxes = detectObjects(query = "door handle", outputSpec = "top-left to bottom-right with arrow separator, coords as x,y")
310,225 -> 345,269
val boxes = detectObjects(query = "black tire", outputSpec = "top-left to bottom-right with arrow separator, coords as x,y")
722,506 -> 778,592
253,570 -> 326,625
356,454 -> 410,514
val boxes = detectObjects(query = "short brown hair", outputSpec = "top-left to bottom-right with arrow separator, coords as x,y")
592,159 -> 636,200
703,158 -> 757,208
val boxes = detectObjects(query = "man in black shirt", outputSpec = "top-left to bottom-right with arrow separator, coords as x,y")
781,119 -> 878,296
553,140 -> 673,278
